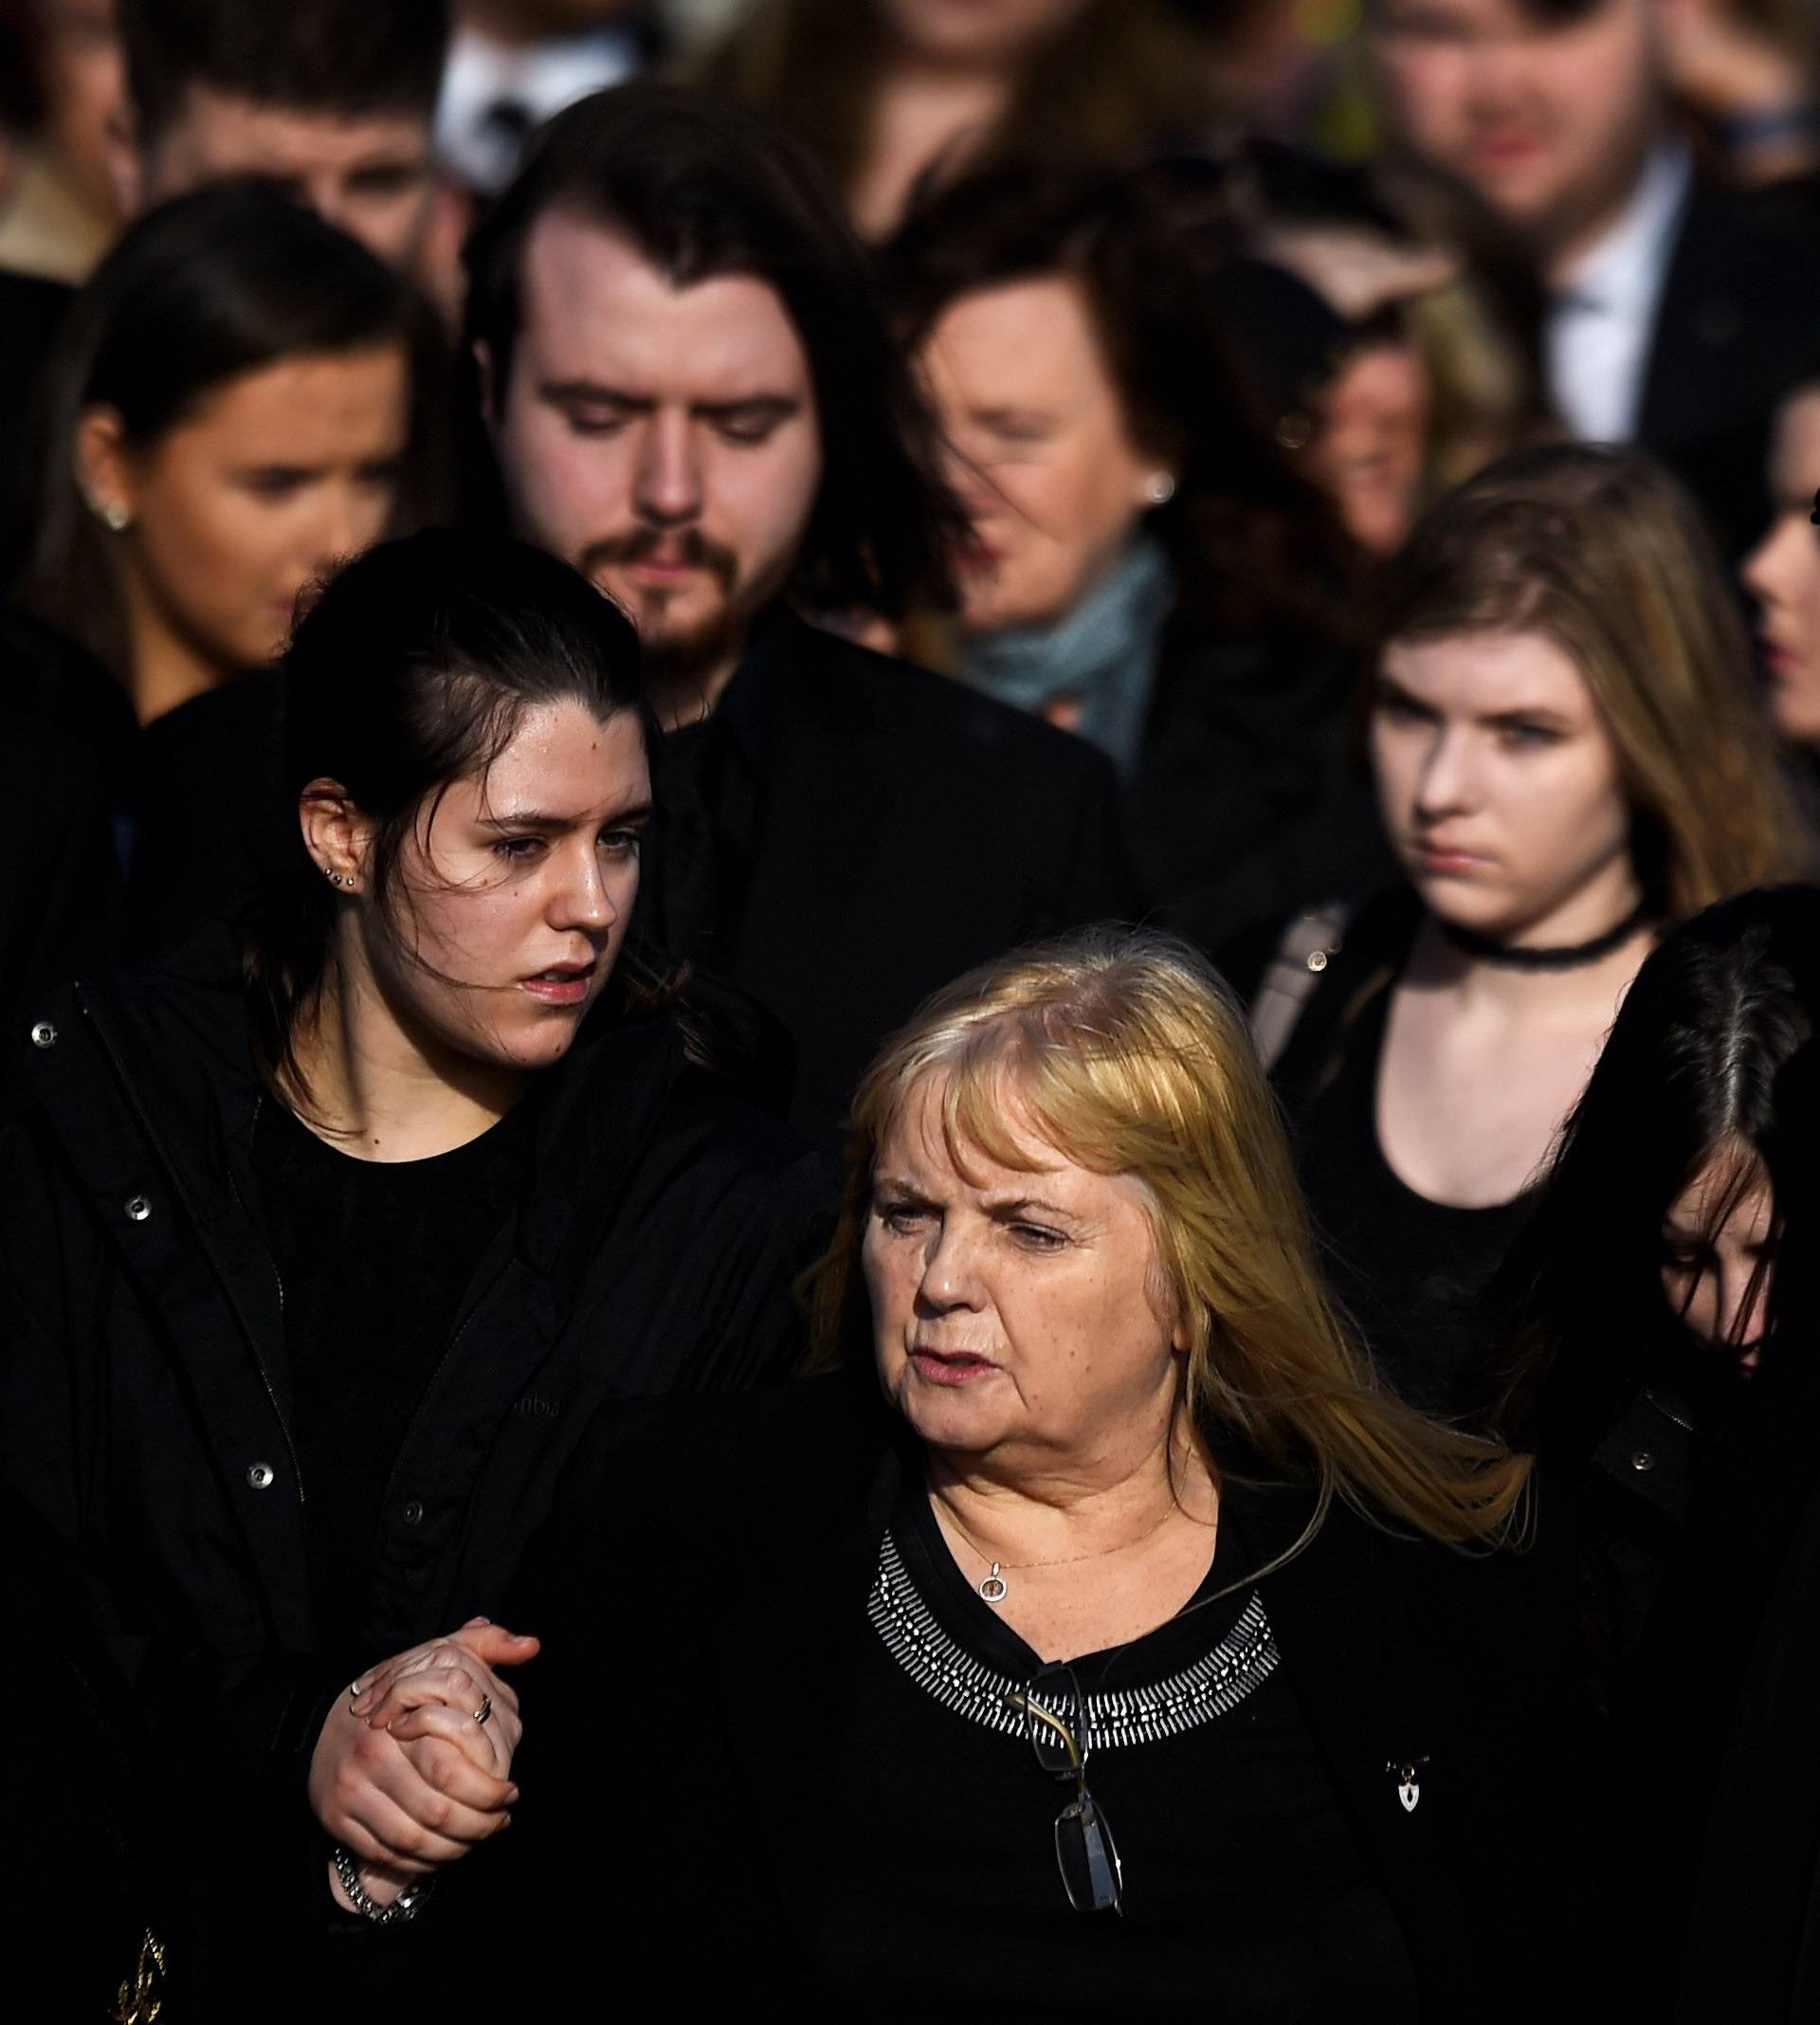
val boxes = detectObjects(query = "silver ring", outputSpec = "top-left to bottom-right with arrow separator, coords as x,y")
473,1694 -> 493,1726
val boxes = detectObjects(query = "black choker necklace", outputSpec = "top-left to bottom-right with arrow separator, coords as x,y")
1436,898 -> 1651,973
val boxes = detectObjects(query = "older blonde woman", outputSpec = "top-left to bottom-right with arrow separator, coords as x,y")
423,929 -> 1591,2016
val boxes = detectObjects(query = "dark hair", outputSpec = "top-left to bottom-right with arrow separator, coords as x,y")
1482,886 -> 1820,1452
246,528 -> 655,1099
884,159 -> 1361,643
464,80 -> 961,622
12,178 -> 450,683
119,0 -> 447,146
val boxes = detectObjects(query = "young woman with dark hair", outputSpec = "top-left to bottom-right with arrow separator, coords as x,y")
1477,886 -> 1820,2013
0,528 -> 828,2001
885,159 -> 1388,950
1259,445 -> 1802,1417
15,176 -> 447,724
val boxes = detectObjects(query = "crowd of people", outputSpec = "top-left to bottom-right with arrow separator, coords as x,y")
4,0 -> 1820,2016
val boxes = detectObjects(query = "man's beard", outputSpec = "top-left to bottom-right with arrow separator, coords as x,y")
578,525 -> 747,685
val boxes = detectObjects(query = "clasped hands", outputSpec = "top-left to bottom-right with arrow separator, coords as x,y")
308,1615 -> 539,1914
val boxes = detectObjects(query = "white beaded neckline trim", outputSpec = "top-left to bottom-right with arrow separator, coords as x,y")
868,1528 -> 1280,1749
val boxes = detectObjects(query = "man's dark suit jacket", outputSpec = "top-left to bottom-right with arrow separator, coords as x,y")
1638,176 -> 1820,559
644,605 -> 1140,1141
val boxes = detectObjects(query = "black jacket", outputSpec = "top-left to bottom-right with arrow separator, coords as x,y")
1129,626 -> 1390,958
1638,175 -> 1820,560
644,607 -> 1142,1143
482,1372 -> 1594,2016
0,932 -> 830,1888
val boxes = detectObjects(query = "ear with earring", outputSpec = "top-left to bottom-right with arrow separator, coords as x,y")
321,866 -> 357,891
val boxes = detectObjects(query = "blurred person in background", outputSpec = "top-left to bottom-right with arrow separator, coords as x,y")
1740,362 -> 1820,808
885,160 -> 1388,952
699,0 -> 1223,240
1255,446 -> 1799,1416
112,0 -> 452,273
9,180 -> 449,958
1368,0 -> 1820,557
1659,0 -> 1818,187
0,0 -> 126,284
436,0 -> 658,198
466,83 -> 1136,1142
1230,139 -> 1554,543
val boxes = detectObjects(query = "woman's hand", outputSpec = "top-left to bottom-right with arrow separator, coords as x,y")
309,1617 -> 538,1878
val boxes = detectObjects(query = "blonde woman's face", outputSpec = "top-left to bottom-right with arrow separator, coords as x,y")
1371,627 -> 1636,941
1741,388 -> 1820,748
864,1073 -> 1187,1468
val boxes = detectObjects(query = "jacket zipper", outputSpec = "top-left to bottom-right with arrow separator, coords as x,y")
75,983 -> 307,1508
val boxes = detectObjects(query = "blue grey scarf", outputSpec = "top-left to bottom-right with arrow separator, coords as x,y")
958,537 -> 1174,780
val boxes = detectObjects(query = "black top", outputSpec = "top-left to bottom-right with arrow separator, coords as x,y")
819,1482 -> 1418,2019
479,1373 -> 1596,2019
252,1094 -> 536,1649
1292,972 -> 1528,1415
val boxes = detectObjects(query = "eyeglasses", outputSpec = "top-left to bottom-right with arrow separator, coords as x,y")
1003,1664 -> 1124,1916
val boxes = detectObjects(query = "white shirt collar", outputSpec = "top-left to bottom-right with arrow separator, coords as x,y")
1556,138 -> 1693,317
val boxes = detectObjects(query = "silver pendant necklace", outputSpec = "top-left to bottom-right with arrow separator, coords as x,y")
936,1497 -> 1185,1606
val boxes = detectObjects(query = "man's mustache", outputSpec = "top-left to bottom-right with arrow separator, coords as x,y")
580,526 -> 739,593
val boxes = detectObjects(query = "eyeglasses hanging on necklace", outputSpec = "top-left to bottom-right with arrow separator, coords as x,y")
1004,1665 -> 1124,1916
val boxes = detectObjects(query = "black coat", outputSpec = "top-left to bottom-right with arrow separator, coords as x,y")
1638,176 -> 1820,560
0,931 -> 830,1930
1128,626 -> 1391,958
643,607 -> 1142,1143
479,1372 -> 1595,2016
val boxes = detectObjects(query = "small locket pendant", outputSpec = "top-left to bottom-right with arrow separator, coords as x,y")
980,1562 -> 1008,1604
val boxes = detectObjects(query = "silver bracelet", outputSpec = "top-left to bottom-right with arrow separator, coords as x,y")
332,1845 -> 435,1925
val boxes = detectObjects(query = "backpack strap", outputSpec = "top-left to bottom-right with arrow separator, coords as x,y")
1249,900 -> 1356,1074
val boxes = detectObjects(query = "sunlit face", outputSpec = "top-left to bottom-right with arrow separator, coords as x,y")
1660,1152 -> 1774,1373
133,89 -> 437,268
1741,388 -> 1820,748
920,276 -> 1163,635
1302,340 -> 1429,556
1370,0 -> 1663,254
877,0 -> 1089,66
340,701 -> 651,1076
86,344 -> 408,687
39,0 -> 128,228
864,1072 -> 1188,1468
1371,628 -> 1634,939
488,215 -> 823,688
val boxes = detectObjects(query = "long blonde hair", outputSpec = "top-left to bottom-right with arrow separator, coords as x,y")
1378,444 -> 1802,921
810,928 -> 1530,1553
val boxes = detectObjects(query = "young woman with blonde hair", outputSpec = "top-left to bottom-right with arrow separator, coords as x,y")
444,927 -> 1592,2017
1257,442 -> 1802,1417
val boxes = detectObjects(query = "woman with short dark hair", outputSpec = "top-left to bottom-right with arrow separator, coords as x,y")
0,528 -> 828,2003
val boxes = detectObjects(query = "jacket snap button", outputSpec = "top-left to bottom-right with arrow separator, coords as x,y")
28,1020 -> 56,1049
1630,1450 -> 1656,1473
124,1195 -> 152,1223
402,1499 -> 426,1525
246,1462 -> 276,1490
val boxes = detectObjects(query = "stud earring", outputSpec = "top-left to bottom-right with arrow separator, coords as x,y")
1145,474 -> 1175,506
89,497 -> 131,533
